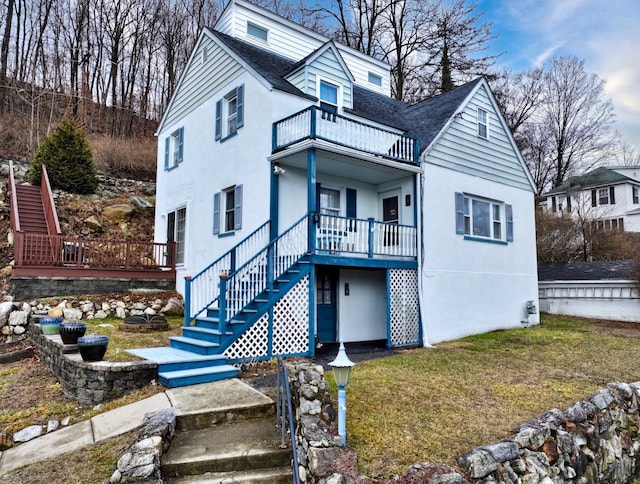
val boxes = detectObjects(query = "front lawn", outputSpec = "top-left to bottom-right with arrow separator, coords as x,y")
343,315 -> 640,477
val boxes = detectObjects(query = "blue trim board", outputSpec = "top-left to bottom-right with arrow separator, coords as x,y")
309,255 -> 417,269
385,268 -> 391,349
308,264 -> 316,357
463,235 -> 508,245
270,165 -> 279,241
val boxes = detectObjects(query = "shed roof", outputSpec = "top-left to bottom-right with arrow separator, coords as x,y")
538,260 -> 634,281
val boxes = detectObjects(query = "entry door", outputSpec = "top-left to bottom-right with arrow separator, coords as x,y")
316,267 -> 338,343
380,191 -> 400,246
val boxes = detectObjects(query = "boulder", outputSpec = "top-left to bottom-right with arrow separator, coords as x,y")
84,215 -> 103,232
0,301 -> 13,325
102,204 -> 135,224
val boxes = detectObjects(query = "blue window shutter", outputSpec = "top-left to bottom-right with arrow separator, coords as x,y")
213,192 -> 220,235
215,100 -> 222,140
178,127 -> 184,163
164,137 -> 170,170
591,190 -> 597,207
346,188 -> 356,218
455,192 -> 465,234
506,204 -> 514,242
236,85 -> 244,129
610,186 -> 616,204
234,184 -> 243,230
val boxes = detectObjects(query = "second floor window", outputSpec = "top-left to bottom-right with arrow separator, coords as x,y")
215,85 -> 244,141
319,81 -> 338,113
591,187 -> 616,207
164,127 -> 184,170
477,108 -> 488,139
634,186 -> 639,204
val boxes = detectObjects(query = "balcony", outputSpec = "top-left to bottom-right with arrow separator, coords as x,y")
272,106 -> 419,165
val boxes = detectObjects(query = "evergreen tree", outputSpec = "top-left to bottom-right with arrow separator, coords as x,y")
29,119 -> 98,194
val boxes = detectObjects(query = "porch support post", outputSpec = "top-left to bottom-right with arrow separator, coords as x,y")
367,218 -> 375,258
308,148 -> 317,252
270,162 -> 279,241
183,276 -> 192,327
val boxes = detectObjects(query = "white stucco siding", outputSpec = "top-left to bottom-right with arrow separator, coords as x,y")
421,162 -> 539,344
428,85 -> 532,192
155,74 -> 277,293
159,35 -> 244,134
338,269 -> 386,342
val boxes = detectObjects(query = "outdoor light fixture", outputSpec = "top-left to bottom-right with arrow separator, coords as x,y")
328,340 -> 355,447
273,163 -> 286,175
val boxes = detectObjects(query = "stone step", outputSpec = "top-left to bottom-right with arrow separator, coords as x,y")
165,466 -> 293,483
161,416 -> 291,478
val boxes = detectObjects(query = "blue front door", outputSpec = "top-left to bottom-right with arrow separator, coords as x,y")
317,267 -> 337,343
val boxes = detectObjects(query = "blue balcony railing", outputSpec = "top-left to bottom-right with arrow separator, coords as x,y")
272,106 -> 419,164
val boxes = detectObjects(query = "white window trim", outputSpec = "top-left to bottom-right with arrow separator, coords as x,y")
247,21 -> 268,42
319,185 -> 342,216
222,186 -> 236,233
318,79 -> 340,112
167,205 -> 187,266
456,192 -> 512,244
477,107 -> 488,139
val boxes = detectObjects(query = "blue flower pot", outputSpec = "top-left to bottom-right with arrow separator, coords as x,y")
40,316 -> 63,335
59,322 -> 87,345
77,336 -> 109,362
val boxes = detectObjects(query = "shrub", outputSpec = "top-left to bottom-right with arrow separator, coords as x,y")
29,119 -> 98,194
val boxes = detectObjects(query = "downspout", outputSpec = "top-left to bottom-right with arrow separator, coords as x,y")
417,166 -> 432,348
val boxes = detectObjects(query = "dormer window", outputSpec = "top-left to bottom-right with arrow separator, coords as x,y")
477,108 -> 488,139
368,72 -> 382,86
319,80 -> 338,113
247,22 -> 268,42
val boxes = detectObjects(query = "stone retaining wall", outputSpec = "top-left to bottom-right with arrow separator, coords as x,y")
29,324 -> 158,405
10,276 -> 175,301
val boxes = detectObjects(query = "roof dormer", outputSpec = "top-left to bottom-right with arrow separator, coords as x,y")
284,42 -> 355,111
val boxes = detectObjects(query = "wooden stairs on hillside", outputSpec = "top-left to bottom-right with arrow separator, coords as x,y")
128,260 -> 311,388
14,184 -> 49,234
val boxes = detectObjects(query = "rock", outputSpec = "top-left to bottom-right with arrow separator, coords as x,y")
1,326 -> 12,335
48,307 -> 64,318
308,446 -> 343,478
160,297 -> 183,316
84,215 -> 103,232
13,425 -> 43,443
13,325 -> 25,335
8,310 -> 28,326
102,204 -> 135,224
143,308 -> 156,316
94,310 -> 108,319
47,420 -> 60,433
131,196 -> 152,209
459,448 -> 497,479
116,436 -> 162,481
130,309 -> 145,316
116,307 -> 127,319
109,469 -> 122,483
63,308 -> 83,321
101,302 -> 110,311
80,302 -> 94,313
115,301 -> 126,308
0,265 -> 12,278
132,302 -> 146,310
61,417 -> 71,426
0,301 -> 13,325
138,408 -> 176,443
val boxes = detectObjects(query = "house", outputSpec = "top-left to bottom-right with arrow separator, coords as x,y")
151,0 -> 539,377
539,261 -> 640,322
543,166 -> 640,231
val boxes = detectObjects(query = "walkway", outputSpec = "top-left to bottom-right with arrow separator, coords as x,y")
0,379 -> 272,476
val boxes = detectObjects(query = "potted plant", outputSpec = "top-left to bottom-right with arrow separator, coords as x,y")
59,322 -> 87,345
77,335 -> 109,362
39,316 -> 63,335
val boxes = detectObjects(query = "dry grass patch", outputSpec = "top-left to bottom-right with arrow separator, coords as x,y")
344,315 -> 640,478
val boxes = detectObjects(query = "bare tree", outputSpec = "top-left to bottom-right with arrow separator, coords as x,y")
544,56 -> 617,189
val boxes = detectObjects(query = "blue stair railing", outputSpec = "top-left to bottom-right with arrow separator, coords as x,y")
184,221 -> 270,326
217,214 -> 309,335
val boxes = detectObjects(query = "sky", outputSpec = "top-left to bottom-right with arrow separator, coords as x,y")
474,0 -> 640,152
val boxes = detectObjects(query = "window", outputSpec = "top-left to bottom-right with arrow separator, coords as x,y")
319,187 -> 340,216
167,207 -> 186,265
591,187 -> 616,206
247,22 -> 268,41
213,185 -> 242,235
199,46 -> 208,64
477,108 -> 488,139
368,72 -> 382,86
634,186 -> 639,204
456,192 -> 513,243
595,218 -> 625,232
566,196 -> 572,212
319,80 -> 338,113
215,85 -> 244,141
164,127 -> 184,170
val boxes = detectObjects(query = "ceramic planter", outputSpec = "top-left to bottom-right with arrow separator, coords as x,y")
59,322 -> 87,345
77,336 -> 109,362
40,316 -> 63,335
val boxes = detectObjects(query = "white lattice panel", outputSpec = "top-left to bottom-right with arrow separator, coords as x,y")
224,313 -> 269,360
389,269 -> 420,347
273,275 -> 309,355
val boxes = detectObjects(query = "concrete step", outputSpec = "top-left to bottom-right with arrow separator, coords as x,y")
161,416 -> 291,479
165,466 -> 293,483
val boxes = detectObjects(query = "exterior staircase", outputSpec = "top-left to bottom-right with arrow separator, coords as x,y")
162,382 -> 293,483
129,257 -> 311,387
14,184 -> 49,234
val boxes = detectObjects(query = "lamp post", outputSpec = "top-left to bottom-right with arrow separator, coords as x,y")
328,340 -> 355,447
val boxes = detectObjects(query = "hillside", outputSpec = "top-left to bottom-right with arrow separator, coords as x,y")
0,160 -> 157,297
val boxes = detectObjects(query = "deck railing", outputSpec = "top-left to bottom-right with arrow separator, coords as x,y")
40,164 -> 61,235
14,233 -> 175,270
315,214 -> 417,258
272,106 -> 419,164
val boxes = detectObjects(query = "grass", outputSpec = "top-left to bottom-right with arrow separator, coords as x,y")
342,314 -> 640,478
3,313 -> 640,482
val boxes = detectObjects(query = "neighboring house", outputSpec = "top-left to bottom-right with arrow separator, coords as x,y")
539,261 -> 640,322
153,0 -> 539,362
543,166 -> 640,232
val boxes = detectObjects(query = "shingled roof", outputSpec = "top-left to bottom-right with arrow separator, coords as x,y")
546,167 -> 634,196
538,260 -> 634,281
211,30 -> 482,155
